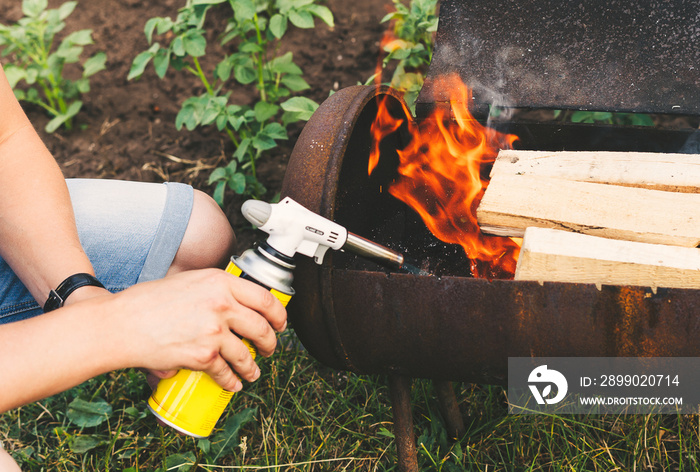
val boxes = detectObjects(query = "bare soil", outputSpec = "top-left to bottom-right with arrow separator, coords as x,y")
0,0 -> 392,248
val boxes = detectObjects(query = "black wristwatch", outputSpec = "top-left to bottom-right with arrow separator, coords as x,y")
43,273 -> 106,312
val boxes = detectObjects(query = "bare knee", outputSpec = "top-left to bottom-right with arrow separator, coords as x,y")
0,445 -> 21,472
167,190 -> 236,275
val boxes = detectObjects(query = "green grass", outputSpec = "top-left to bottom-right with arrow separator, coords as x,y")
3,331 -> 700,471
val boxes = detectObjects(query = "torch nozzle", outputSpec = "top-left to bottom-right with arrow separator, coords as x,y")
343,233 -> 431,276
240,197 -> 431,274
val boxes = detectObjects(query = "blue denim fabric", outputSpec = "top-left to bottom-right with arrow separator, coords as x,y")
0,179 -> 193,324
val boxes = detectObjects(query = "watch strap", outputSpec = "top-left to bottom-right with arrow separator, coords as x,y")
43,273 -> 105,312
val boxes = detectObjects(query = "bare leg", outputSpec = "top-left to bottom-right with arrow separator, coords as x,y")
0,445 -> 21,472
166,190 -> 237,275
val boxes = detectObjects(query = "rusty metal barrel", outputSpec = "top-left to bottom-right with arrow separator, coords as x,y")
280,85 -> 700,385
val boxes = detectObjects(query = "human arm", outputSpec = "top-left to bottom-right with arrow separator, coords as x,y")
0,64 -> 287,412
0,268 -> 287,413
0,64 -> 106,306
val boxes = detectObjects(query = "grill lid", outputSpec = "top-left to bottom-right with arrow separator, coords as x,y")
417,0 -> 700,117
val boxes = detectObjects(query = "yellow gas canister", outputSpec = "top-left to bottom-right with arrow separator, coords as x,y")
147,251 -> 294,437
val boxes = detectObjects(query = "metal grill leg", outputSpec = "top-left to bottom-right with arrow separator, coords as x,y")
388,375 -> 419,472
434,381 -> 466,440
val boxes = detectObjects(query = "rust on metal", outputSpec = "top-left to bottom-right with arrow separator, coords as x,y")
281,80 -> 700,386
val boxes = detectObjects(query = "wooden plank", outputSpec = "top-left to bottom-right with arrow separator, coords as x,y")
515,227 -> 700,290
476,173 -> 700,247
492,150 -> 700,193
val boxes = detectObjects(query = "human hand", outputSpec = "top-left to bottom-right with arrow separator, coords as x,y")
108,268 -> 287,392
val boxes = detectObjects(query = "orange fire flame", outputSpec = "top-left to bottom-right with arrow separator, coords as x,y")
369,74 -> 521,279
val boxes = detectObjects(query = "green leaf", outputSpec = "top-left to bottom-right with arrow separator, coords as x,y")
215,113 -> 228,130
591,111 -> 613,122
70,434 -> 105,454
227,172 -> 247,194
231,0 -> 256,22
57,1 -> 77,20
128,43 -> 159,80
144,17 -> 159,44
269,14 -> 287,39
288,0 -> 315,8
165,452 -> 196,472
192,0 -> 227,4
198,438 -> 211,455
252,133 -> 277,151
571,111 -> 595,123
82,52 -> 107,77
254,101 -> 279,122
64,29 -> 94,46
381,11 -> 400,23
268,52 -> 302,75
56,44 -> 83,63
213,180 -> 226,205
306,4 -> 334,27
629,113 -> 655,126
228,113 -> 246,131
208,166 -> 228,184
3,65 -> 26,88
263,122 -> 288,140
25,88 -> 39,102
183,32 -> 207,57
153,48 -> 171,79
239,41 -> 263,54
246,177 -> 266,199
234,64 -> 256,84
75,77 -> 90,93
215,56 -> 234,81
280,74 -> 309,91
176,104 -> 198,130
45,101 -> 83,133
166,36 -> 183,57
171,55 -> 186,70
22,0 -> 48,18
280,96 -> 318,120
210,408 -> 257,461
156,17 -> 175,35
201,105 -> 222,125
65,397 -> 113,428
288,10 -> 314,28
233,137 -> 251,161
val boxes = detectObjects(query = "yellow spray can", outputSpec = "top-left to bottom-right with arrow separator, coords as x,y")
148,197 -> 416,437
147,246 -> 294,438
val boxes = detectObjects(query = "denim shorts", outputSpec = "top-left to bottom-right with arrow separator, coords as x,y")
0,179 -> 194,324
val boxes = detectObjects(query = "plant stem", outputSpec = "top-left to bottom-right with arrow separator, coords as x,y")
27,97 -> 59,117
250,148 -> 260,197
252,13 -> 267,102
226,128 -> 240,147
192,57 -> 213,95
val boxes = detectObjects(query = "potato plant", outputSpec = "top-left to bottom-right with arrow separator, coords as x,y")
129,0 -> 333,203
0,0 -> 107,133
379,0 -> 438,114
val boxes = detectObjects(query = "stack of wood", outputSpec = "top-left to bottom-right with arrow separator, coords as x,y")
476,150 -> 700,290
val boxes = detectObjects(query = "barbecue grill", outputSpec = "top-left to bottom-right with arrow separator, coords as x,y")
279,0 -> 700,469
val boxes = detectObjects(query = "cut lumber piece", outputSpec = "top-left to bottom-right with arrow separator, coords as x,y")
515,227 -> 700,290
476,173 -> 700,247
492,150 -> 700,193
